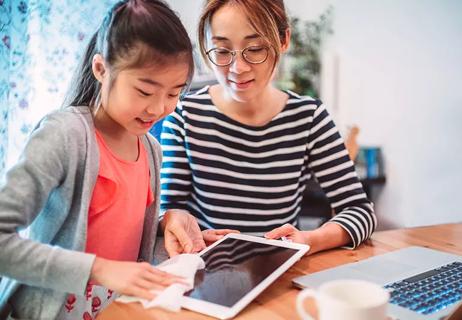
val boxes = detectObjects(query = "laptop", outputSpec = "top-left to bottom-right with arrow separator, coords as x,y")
292,246 -> 462,320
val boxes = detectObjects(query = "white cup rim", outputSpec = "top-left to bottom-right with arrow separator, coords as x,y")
320,279 -> 390,308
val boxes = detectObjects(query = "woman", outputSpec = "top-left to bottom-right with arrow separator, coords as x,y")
160,0 -> 376,254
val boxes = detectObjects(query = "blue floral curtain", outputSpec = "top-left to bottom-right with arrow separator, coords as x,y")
0,0 -> 116,176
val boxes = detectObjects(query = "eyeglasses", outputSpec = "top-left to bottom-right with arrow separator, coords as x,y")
206,45 -> 270,67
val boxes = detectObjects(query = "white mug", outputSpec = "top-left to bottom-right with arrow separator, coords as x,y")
296,279 -> 390,320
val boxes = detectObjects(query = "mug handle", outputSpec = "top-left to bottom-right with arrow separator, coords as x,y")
296,289 -> 317,320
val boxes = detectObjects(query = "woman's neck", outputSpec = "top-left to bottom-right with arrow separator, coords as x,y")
210,84 -> 288,127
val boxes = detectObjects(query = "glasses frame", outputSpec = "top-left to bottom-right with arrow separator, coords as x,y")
205,45 -> 270,67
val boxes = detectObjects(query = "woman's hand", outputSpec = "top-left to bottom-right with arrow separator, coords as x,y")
202,229 -> 240,246
90,257 -> 186,300
161,209 -> 206,257
264,223 -> 307,244
264,223 -> 352,254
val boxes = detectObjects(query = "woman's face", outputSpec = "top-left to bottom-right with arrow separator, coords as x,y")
207,4 -> 277,103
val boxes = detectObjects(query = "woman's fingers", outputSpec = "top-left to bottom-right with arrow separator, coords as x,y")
164,224 -> 196,256
202,231 -> 223,242
191,238 -> 207,252
212,229 -> 240,235
202,228 -> 240,243
264,223 -> 296,239
162,210 -> 207,256
172,226 -> 194,253
164,234 -> 182,257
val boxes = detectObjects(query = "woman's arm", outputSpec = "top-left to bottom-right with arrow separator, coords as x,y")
160,106 -> 194,214
305,103 -> 376,249
159,106 -> 206,256
266,102 -> 376,252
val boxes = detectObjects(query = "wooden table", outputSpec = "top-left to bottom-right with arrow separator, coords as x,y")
97,223 -> 462,320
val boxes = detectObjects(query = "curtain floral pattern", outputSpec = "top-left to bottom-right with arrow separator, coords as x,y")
0,0 -> 116,175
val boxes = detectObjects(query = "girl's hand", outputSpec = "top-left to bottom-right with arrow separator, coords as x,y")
202,229 -> 240,246
264,223 -> 307,244
161,209 -> 206,257
90,257 -> 186,301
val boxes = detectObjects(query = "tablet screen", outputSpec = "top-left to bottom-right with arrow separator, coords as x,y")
185,237 -> 298,307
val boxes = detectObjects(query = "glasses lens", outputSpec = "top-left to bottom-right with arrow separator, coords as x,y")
208,48 -> 232,66
243,46 -> 269,64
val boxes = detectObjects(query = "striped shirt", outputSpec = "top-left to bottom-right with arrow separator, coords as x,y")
160,86 -> 376,248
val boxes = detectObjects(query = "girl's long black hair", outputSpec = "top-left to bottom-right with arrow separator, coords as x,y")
64,0 -> 194,110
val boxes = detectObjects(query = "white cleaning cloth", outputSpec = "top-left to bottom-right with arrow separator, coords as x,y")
116,254 -> 205,312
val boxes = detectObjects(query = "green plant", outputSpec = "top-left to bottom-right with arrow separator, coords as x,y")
278,7 -> 333,97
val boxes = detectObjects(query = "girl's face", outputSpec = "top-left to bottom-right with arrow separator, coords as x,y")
207,4 -> 278,103
97,59 -> 189,136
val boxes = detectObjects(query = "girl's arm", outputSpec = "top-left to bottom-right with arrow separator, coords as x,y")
0,113 -> 184,299
90,257 -> 185,300
0,113 -> 95,294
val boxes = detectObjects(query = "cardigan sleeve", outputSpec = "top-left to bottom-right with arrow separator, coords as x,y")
306,103 -> 377,249
0,112 -> 95,295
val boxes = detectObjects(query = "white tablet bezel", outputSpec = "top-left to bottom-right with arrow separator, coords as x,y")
181,233 -> 309,319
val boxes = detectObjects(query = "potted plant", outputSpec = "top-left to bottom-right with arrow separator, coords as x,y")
277,7 -> 333,97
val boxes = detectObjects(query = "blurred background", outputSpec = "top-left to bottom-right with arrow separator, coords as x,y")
1,0 -> 461,230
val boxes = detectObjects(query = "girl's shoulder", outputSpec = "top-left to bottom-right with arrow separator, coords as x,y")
37,106 -> 93,133
27,106 -> 95,152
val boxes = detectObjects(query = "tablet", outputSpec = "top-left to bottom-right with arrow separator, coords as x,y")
182,233 -> 309,319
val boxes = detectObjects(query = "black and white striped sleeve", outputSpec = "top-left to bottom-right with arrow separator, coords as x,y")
160,104 -> 192,215
307,103 -> 377,248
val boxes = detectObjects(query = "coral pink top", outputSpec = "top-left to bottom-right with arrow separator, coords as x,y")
86,130 -> 154,262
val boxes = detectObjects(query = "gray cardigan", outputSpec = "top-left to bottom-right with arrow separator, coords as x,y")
0,106 -> 162,319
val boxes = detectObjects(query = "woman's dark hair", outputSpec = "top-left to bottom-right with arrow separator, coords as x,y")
64,0 -> 194,110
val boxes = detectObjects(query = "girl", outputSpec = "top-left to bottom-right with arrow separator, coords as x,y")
161,0 -> 377,254
0,0 -> 202,318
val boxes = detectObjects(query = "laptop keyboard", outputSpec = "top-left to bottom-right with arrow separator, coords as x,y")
384,261 -> 462,315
